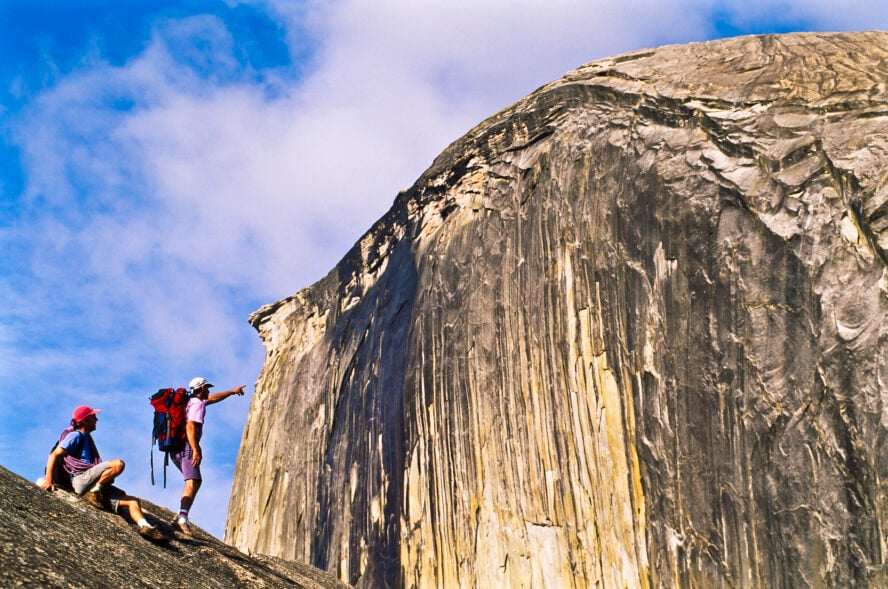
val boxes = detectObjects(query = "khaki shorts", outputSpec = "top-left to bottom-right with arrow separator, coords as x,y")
71,462 -> 125,512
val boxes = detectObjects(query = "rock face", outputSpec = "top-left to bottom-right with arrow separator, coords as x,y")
0,465 -> 349,588
226,32 -> 888,588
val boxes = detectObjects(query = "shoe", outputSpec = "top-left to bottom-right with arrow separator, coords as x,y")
139,525 -> 168,542
174,518 -> 193,537
83,490 -> 107,510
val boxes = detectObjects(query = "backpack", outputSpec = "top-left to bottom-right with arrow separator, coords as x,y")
149,387 -> 188,487
46,426 -> 75,492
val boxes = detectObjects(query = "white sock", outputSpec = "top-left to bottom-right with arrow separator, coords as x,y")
137,518 -> 151,528
90,483 -> 103,492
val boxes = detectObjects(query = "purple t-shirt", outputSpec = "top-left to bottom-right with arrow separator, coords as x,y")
186,397 -> 207,443
186,397 -> 207,424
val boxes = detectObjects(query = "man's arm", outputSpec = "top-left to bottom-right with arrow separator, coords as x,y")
207,385 -> 246,405
41,446 -> 67,491
186,420 -> 202,467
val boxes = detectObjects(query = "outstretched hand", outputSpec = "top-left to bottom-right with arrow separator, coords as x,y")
208,385 -> 248,405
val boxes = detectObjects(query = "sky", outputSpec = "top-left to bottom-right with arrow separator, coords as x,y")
1,0 -> 884,541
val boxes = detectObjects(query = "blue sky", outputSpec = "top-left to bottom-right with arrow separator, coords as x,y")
1,0 -> 884,541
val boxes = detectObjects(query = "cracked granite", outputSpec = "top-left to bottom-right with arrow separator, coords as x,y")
226,32 -> 888,588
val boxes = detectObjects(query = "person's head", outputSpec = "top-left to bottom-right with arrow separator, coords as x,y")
188,376 -> 214,398
71,405 -> 100,431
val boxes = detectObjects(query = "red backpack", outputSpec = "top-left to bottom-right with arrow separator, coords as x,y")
149,387 -> 188,487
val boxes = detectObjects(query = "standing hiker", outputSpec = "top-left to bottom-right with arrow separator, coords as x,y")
170,377 -> 245,536
41,405 -> 167,542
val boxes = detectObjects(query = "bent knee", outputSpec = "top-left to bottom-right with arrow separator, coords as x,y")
109,459 -> 126,472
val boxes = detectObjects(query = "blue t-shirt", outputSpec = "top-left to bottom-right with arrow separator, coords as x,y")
60,430 -> 99,464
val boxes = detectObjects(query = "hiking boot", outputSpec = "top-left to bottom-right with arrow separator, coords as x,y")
174,518 -> 193,537
139,525 -> 168,543
83,490 -> 107,510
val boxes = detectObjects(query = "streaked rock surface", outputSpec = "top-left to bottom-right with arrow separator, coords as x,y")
227,32 -> 888,588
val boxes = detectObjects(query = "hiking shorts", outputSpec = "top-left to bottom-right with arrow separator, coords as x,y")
171,444 -> 202,481
71,462 -> 124,512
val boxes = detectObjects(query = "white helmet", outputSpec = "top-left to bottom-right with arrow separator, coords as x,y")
188,377 -> 214,392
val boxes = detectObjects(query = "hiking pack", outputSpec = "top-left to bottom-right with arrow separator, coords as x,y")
149,387 -> 188,487
45,426 -> 75,492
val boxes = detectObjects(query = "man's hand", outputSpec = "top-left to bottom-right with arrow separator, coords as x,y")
191,446 -> 202,467
235,385 -> 245,396
40,479 -> 54,491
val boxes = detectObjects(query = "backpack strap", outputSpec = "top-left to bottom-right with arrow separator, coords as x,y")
150,433 -> 155,486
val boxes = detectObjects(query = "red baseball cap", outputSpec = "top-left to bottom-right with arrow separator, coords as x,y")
72,405 -> 101,422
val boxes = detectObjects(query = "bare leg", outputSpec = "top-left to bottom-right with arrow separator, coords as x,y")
117,496 -> 146,523
119,496 -> 167,541
97,459 -> 125,486
179,478 -> 202,512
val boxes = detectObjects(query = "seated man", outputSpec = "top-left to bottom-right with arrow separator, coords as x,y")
41,405 -> 166,542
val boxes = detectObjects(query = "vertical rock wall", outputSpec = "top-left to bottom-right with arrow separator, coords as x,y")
227,32 -> 888,587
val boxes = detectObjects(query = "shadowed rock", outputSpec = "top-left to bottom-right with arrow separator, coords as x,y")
0,465 -> 350,588
226,32 -> 888,587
